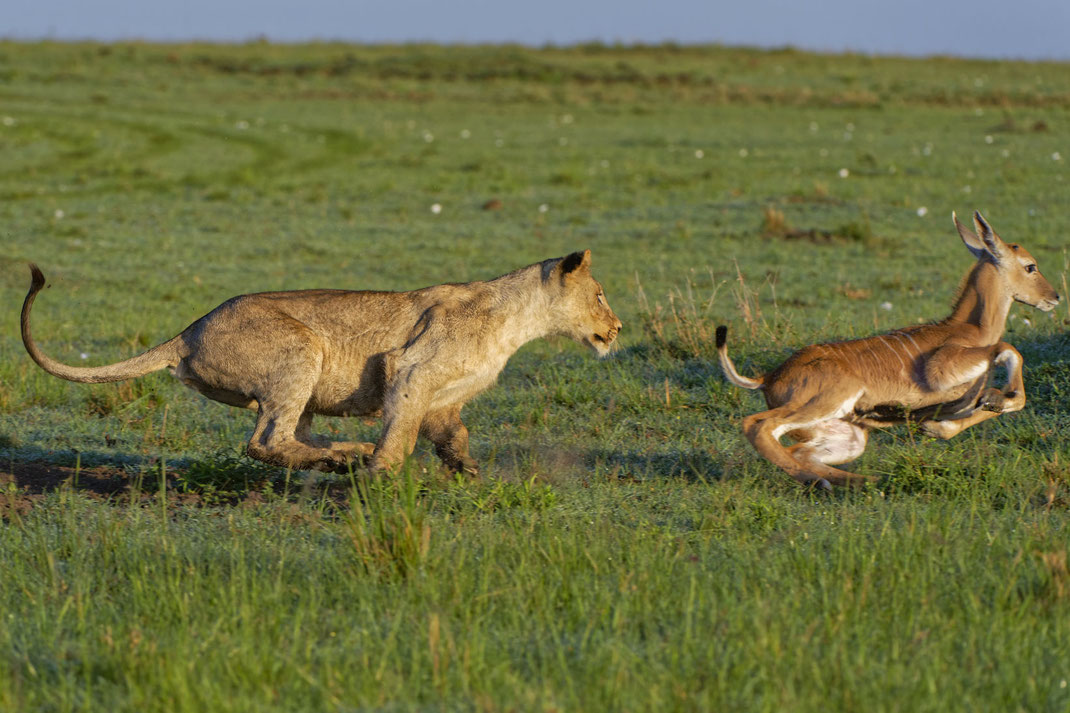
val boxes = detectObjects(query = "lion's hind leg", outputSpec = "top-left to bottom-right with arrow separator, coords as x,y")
241,329 -> 357,473
294,412 -> 376,462
246,402 -> 356,473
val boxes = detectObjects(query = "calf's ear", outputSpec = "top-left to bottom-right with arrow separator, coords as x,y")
953,211 -> 987,260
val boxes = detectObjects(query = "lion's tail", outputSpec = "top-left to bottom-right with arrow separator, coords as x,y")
22,264 -> 182,384
716,325 -> 764,390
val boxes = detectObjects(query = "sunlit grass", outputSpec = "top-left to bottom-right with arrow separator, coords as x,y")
0,41 -> 1069,711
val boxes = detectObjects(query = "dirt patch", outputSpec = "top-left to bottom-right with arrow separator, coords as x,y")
0,461 -> 131,497
760,205 -> 877,246
0,462 -> 128,518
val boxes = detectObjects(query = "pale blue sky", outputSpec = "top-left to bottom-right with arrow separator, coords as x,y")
4,0 -> 1069,60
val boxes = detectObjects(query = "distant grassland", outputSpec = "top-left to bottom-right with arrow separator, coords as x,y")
0,42 -> 1069,712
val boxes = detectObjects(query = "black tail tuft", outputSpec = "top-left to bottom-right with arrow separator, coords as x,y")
29,263 -> 46,292
715,325 -> 728,349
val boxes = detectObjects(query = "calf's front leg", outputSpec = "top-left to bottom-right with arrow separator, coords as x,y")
922,343 -> 1026,439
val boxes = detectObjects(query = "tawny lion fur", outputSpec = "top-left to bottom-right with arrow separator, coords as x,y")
22,250 -> 622,475
718,211 -> 1060,489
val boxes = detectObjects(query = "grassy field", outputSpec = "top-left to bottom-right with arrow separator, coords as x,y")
1,41 -> 1069,711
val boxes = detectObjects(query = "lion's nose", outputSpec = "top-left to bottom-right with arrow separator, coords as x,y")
616,320 -> 623,332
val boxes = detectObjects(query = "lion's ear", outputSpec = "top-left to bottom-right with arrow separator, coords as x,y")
559,249 -> 591,276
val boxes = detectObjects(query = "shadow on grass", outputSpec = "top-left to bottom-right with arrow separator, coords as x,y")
0,445 -> 296,509
586,447 -> 726,483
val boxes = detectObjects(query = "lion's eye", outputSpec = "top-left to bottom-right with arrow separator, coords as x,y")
1026,264 -> 1037,274
596,292 -> 605,305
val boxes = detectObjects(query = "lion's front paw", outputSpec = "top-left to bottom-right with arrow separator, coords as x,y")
447,456 -> 480,479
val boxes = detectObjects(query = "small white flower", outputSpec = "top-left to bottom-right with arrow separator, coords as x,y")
494,138 -> 504,147
1060,679 -> 1067,689
1023,317 -> 1032,326
279,124 -> 290,133
963,185 -> 972,193
1,116 -> 15,127
838,168 -> 849,178
888,165 -> 897,174
985,135 -> 994,144
538,203 -> 549,213
430,203 -> 442,214
560,114 -> 574,124
558,137 -> 568,146
738,148 -> 748,158
422,131 -> 434,143
922,144 -> 933,156
600,159 -> 610,168
235,120 -> 249,130
916,206 -> 928,217
809,121 -> 819,132
846,122 -> 855,131
1001,149 -> 1010,158
80,352 -> 90,360
974,107 -> 984,116
694,149 -> 704,159
460,129 -> 471,139
1052,152 -> 1062,161
880,302 -> 893,311
54,209 -> 65,219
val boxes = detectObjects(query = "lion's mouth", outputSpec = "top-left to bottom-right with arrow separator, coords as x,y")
590,328 -> 619,349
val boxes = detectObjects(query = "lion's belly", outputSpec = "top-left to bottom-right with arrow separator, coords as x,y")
308,370 -> 386,417
429,363 -> 504,410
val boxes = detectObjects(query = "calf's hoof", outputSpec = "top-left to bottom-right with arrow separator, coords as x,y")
977,387 -> 1006,413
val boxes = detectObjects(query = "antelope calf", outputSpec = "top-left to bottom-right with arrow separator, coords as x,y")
717,211 -> 1060,489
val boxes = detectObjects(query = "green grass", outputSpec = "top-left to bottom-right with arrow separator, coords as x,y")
1,41 -> 1070,711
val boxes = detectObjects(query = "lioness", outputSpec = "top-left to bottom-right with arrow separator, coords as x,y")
22,250 -> 622,475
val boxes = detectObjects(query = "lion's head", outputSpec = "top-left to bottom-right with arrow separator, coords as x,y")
549,249 -> 622,357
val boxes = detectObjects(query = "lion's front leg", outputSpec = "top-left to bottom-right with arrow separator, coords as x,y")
420,405 -> 478,477
367,378 -> 428,474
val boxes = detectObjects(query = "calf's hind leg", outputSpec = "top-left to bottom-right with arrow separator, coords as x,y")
743,392 -> 877,488
787,419 -> 869,468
